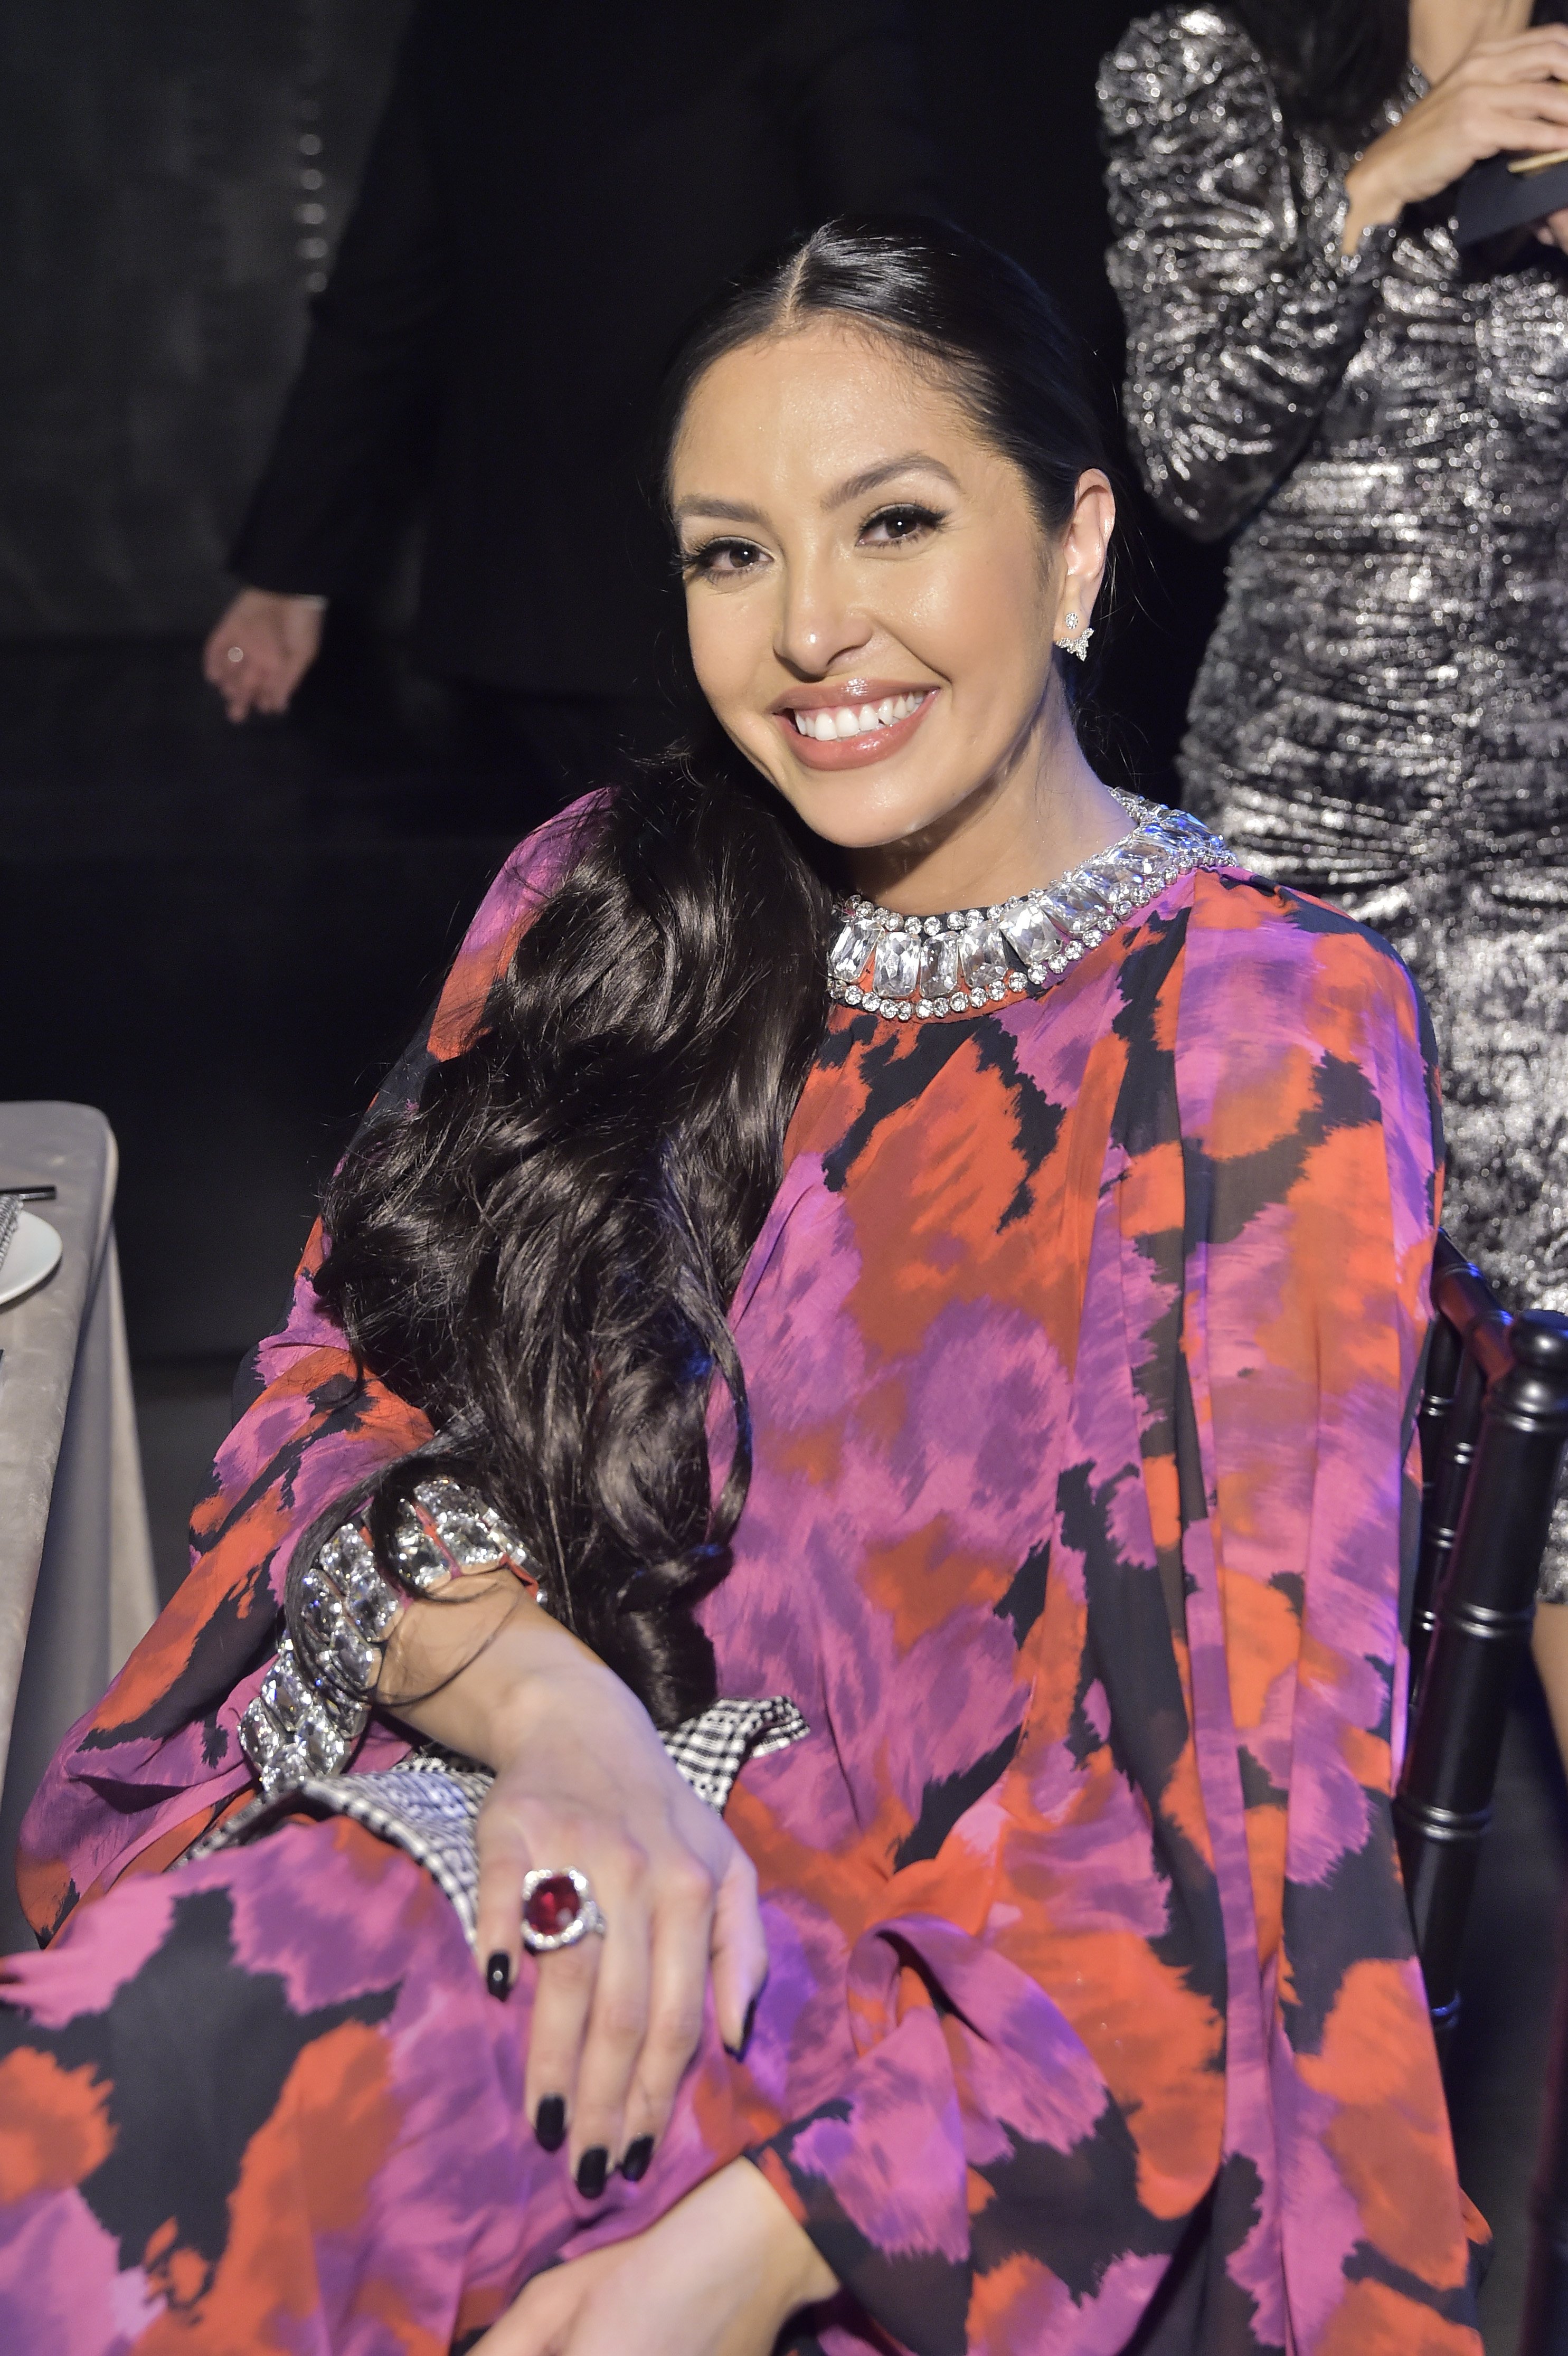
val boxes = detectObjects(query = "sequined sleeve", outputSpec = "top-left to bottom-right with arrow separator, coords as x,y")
1099,6 -> 1399,540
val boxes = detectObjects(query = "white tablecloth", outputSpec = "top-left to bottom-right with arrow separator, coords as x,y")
0,1102 -> 158,1951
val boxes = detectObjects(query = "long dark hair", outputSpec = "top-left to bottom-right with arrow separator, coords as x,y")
314,218 -> 1108,1727
1226,0 -> 1409,145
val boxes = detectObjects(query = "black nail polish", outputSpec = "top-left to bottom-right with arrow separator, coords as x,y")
620,2135 -> 654,2183
575,2146 -> 609,2201
485,1951 -> 512,2002
534,2095 -> 566,2152
725,1992 -> 760,2060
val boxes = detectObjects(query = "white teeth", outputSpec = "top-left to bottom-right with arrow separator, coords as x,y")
792,691 -> 927,739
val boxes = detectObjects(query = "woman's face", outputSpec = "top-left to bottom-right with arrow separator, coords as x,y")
668,320 -> 1113,861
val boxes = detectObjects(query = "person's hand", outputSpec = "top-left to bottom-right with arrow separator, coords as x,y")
1534,202 -> 1568,250
381,1580 -> 768,2184
202,586 -> 325,720
1343,25 -> 1568,248
473,2158 -> 838,2356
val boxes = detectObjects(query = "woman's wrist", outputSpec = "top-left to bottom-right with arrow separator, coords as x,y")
384,1578 -> 621,1770
712,2160 -> 838,2324
1343,146 -> 1402,248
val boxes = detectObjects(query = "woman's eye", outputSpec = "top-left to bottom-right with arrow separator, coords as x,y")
683,538 -> 767,580
860,503 -> 944,547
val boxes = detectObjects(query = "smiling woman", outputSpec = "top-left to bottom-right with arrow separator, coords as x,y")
0,222 -> 1481,2356
672,383 -> 1119,895
665,251 -> 1119,898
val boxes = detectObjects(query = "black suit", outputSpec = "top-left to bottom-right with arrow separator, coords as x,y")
231,0 -> 942,704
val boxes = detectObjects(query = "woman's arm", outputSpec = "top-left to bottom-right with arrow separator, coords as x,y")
1344,23 -> 1568,244
474,2156 -> 837,2356
1099,11 -> 1397,540
372,1566 -> 766,2180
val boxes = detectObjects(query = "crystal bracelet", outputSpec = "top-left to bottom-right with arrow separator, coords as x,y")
239,1475 -> 534,1798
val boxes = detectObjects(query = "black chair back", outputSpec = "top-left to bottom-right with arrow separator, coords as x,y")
1396,1232 -> 1568,2060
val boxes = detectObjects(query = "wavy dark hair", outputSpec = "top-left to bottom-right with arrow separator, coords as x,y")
1226,0 -> 1409,144
312,217 -> 1108,1727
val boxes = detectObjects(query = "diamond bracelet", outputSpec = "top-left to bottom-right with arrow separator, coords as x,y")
239,1476 -> 533,1797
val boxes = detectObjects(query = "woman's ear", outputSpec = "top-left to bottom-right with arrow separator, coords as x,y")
1052,470 -> 1116,645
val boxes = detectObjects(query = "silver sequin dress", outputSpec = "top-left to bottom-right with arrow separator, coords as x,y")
1101,5 -> 1568,1594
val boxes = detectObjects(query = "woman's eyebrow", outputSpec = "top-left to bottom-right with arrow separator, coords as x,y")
670,495 -> 769,526
825,453 -> 961,507
673,454 -> 961,530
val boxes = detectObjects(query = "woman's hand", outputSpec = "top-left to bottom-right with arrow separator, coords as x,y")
1343,25 -> 1568,248
202,586 -> 325,720
473,2159 -> 838,2356
381,1579 -> 768,2183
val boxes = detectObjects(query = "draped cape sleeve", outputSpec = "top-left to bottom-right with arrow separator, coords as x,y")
15,802 -> 603,1945
724,875 -> 1477,2352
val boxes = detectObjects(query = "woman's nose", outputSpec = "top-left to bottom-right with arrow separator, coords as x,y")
774,557 -> 872,678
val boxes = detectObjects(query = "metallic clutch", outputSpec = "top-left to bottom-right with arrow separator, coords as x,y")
1454,149 -> 1568,247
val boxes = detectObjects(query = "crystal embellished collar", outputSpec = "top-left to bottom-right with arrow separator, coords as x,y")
827,793 -> 1230,1020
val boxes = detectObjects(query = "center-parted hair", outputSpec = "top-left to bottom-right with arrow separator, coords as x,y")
314,217 -> 1108,1726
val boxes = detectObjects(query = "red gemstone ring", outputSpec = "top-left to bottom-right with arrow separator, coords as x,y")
520,1867 -> 607,1954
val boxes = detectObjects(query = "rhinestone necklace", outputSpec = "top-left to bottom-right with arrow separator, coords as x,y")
827,793 -> 1230,1021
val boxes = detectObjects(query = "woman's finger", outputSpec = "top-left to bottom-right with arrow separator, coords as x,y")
707,1843 -> 768,2057
1492,70 -> 1568,118
562,1852 -> 654,2184
474,1794 -> 533,2000
1492,100 -> 1568,149
474,1794 -> 609,2148
522,1934 -> 602,2153
618,1851 -> 719,2152
1472,27 -> 1568,78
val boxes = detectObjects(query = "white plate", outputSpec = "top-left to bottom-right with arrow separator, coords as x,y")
0,1210 -> 63,1309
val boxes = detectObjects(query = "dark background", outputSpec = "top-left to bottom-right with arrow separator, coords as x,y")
0,7 -> 1554,2347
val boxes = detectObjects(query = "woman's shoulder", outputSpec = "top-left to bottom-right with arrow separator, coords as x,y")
1099,6 -> 1279,140
427,790 -> 609,1061
475,789 -> 610,947
1186,866 -> 1432,1040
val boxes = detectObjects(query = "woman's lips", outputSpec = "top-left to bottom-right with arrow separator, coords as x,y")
774,688 -> 937,771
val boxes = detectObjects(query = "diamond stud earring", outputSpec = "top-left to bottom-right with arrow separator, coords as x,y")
1055,609 -> 1093,663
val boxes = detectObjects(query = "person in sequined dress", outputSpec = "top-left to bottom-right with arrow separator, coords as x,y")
1100,0 -> 1568,1637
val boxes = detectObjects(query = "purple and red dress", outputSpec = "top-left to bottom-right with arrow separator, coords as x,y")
0,805 -> 1482,2352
